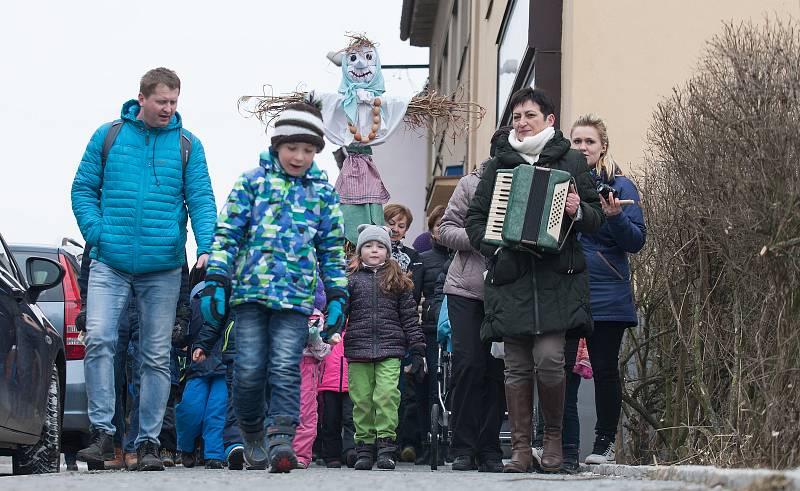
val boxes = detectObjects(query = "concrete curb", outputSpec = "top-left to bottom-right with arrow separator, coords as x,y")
582,464 -> 800,490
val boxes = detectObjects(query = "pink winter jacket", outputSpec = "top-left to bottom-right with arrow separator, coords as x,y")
318,332 -> 348,392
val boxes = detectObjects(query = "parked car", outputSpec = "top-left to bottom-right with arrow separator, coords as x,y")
0,232 -> 66,474
9,242 -> 91,466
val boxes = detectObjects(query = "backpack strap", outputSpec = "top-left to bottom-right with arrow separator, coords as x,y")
179,130 -> 192,173
101,120 -> 124,168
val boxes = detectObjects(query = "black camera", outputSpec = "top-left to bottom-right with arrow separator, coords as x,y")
596,183 -> 616,200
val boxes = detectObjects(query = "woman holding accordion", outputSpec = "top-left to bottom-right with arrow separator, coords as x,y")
465,87 -> 603,473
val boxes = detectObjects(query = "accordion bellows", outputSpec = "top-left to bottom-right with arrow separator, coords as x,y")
484,165 -> 572,253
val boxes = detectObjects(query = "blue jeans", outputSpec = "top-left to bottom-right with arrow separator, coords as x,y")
176,375 -> 227,460
232,304 -> 308,435
84,261 -> 181,446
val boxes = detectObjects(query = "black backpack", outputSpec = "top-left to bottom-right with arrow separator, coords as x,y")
101,119 -> 192,172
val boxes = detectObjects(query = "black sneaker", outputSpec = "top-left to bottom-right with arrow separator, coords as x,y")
243,432 -> 268,470
205,459 -> 224,469
180,451 -> 196,468
478,457 -> 504,473
227,446 -> 244,470
137,441 -> 165,471
326,459 -> 342,468
452,455 -> 477,471
585,436 -> 616,465
77,427 -> 115,463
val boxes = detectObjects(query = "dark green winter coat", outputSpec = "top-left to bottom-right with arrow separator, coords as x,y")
465,130 -> 603,341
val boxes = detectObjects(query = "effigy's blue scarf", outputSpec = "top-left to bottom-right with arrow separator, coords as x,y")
338,53 -> 385,125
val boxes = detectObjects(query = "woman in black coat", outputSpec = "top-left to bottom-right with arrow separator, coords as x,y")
466,88 -> 603,473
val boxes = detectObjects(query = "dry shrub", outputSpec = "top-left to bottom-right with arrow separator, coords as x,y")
620,18 -> 800,469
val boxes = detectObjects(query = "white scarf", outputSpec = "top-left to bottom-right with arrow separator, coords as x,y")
508,126 -> 555,164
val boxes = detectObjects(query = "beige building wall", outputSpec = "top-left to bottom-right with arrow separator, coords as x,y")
561,0 -> 800,174
428,0 -> 472,177
467,0 -> 509,171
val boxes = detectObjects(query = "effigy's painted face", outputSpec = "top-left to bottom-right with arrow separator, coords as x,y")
344,46 -> 378,84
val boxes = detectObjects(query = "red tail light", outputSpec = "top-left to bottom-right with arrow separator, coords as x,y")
60,253 -> 85,360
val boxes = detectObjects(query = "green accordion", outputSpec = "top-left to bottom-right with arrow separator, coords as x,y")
484,165 -> 573,253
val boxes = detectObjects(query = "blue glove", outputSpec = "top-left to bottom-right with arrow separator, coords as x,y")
322,298 -> 346,341
199,280 -> 227,327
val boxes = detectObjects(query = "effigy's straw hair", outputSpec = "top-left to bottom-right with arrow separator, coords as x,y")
342,32 -> 376,52
238,86 -> 486,138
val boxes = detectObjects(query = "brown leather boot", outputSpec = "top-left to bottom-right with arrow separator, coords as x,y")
104,446 -> 125,470
538,377 -> 566,473
502,381 -> 533,473
123,451 -> 138,471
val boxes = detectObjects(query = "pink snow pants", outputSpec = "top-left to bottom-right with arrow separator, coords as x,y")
293,356 -> 319,466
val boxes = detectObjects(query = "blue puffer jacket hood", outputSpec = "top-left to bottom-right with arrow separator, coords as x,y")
71,100 -> 217,274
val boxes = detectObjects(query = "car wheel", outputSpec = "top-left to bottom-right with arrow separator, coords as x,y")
12,363 -> 62,475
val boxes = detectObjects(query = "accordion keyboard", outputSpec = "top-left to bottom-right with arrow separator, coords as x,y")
546,181 -> 570,240
485,172 -> 514,244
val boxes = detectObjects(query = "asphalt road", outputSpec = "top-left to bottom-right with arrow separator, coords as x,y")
0,458 -> 709,491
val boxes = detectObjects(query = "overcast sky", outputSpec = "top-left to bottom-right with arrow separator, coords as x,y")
0,1 -> 428,258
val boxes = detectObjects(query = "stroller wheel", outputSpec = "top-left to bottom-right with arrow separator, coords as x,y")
430,404 -> 440,471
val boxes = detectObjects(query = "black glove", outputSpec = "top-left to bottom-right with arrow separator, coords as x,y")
172,320 -> 189,348
172,305 -> 190,348
407,346 -> 427,383
75,307 -> 87,332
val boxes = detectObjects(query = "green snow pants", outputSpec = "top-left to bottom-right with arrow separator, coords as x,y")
348,358 -> 402,444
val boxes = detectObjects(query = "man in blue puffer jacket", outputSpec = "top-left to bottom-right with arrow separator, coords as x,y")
70,67 -> 217,471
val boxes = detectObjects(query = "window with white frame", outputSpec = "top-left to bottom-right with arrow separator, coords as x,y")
496,0 -> 530,124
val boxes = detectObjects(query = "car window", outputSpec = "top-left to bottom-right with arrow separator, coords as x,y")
10,250 -> 64,302
0,247 -> 12,274
0,239 -> 24,287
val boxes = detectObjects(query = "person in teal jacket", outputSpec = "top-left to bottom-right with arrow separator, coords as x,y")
70,67 -> 217,472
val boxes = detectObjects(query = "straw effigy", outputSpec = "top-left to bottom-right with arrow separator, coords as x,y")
238,87 -> 486,139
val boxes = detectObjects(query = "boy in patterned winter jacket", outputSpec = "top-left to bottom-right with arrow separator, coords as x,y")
197,101 -> 348,473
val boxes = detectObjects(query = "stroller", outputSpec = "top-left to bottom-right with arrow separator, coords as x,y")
429,296 -> 453,470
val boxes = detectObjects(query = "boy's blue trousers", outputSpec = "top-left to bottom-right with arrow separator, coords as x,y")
176,375 -> 227,460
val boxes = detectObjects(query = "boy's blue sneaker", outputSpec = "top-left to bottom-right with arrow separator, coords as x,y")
268,434 -> 297,473
243,432 -> 268,470
227,445 -> 245,471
